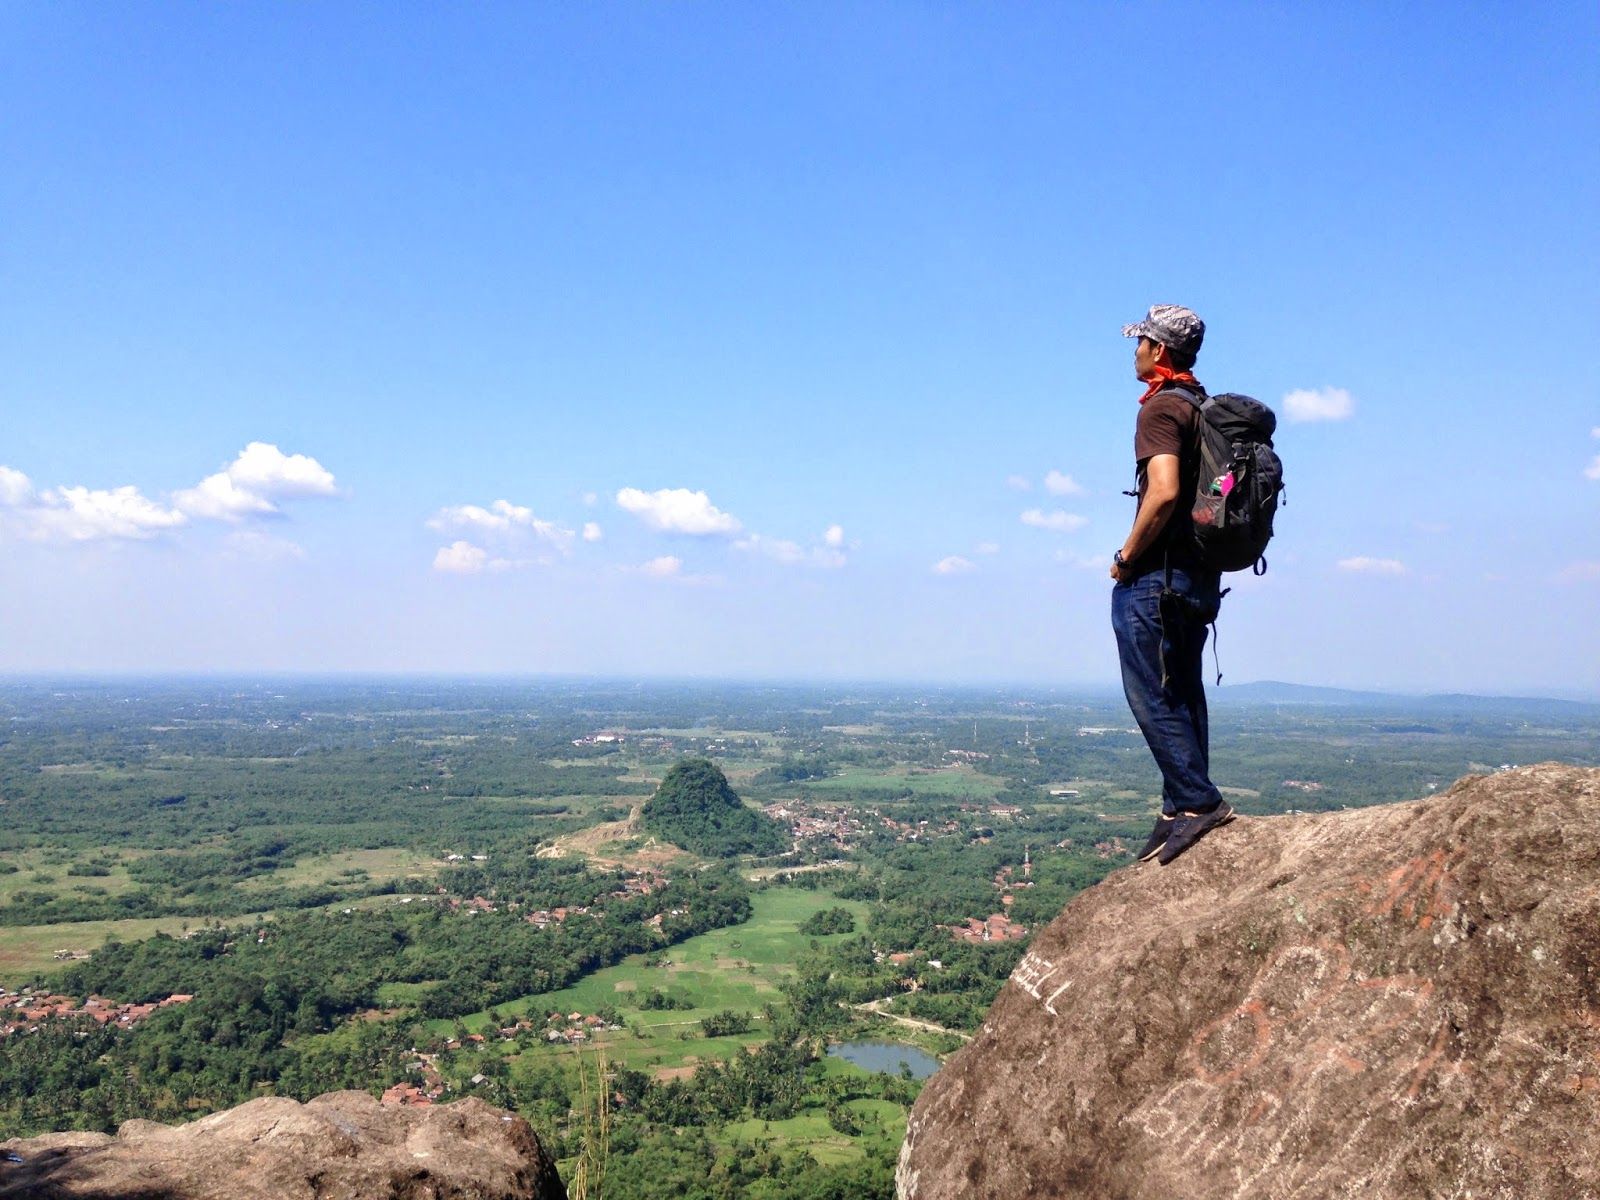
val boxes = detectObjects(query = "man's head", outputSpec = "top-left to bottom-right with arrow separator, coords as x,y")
1123,304 -> 1204,374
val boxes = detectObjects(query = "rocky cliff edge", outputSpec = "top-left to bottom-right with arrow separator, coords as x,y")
0,1090 -> 568,1200
897,764 -> 1600,1200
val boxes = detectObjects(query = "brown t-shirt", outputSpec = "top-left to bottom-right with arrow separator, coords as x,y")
1130,386 -> 1203,576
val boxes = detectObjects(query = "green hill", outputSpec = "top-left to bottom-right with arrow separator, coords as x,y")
641,758 -> 789,858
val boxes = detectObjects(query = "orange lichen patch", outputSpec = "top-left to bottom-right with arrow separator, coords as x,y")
1189,999 -> 1273,1087
1355,975 -> 1436,1040
1405,1022 -> 1467,1100
1307,1039 -> 1367,1075
1362,848 -> 1459,930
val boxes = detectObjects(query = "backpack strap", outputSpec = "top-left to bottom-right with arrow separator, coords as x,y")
1154,383 -> 1207,446
1163,384 -> 1208,459
1135,383 -> 1206,496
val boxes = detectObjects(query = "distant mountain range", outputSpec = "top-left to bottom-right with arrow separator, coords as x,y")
1213,681 -> 1600,712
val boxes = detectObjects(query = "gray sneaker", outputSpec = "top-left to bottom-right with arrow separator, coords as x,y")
1157,801 -> 1235,865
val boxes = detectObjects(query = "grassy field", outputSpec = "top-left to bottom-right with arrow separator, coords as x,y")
716,1101 -> 904,1166
798,765 -> 1004,799
236,847 -> 437,892
438,886 -> 874,1074
628,729 -> 781,747
712,763 -> 771,787
1036,779 -> 1161,813
0,917 -> 217,982
1,842 -> 445,909
0,850 -> 145,904
713,1056 -> 908,1164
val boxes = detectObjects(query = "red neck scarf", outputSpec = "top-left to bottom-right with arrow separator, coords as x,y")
1137,363 -> 1199,405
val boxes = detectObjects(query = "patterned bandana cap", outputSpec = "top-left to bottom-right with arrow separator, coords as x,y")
1121,304 -> 1205,356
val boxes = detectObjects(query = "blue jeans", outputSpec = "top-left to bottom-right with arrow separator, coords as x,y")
1112,566 -> 1223,816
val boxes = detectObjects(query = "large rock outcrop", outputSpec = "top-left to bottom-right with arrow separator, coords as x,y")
0,1090 -> 567,1200
898,764 -> 1600,1200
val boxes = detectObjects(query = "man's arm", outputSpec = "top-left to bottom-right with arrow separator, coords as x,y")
1110,453 -> 1180,581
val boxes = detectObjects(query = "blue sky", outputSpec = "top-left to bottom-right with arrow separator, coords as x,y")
2,3 -> 1597,693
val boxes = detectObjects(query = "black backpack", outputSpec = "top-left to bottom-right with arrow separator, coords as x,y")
1169,385 -> 1284,575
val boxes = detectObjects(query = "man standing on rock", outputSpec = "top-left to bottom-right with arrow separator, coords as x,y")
1110,304 -> 1233,865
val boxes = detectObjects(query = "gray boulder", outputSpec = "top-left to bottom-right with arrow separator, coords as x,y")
0,1090 -> 567,1200
898,765 -> 1600,1199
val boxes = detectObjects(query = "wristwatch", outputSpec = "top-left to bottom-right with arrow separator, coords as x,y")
1113,550 -> 1129,571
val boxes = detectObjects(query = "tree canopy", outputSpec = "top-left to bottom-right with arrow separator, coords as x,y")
640,758 -> 788,858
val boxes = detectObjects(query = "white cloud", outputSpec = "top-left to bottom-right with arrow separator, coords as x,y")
639,555 -> 683,578
1044,470 -> 1085,497
1337,556 -> 1406,576
226,442 -> 337,497
933,555 -> 975,575
1,444 -> 337,544
1585,424 -> 1600,481
1284,387 -> 1355,423
1556,561 -> 1600,583
1021,508 -> 1089,533
0,466 -> 35,506
433,541 -> 490,574
735,533 -> 806,565
427,499 -> 574,552
223,530 -> 306,561
616,487 -> 742,536
734,532 -> 847,569
619,555 -> 729,585
1006,474 -> 1033,492
47,486 -> 186,541
975,541 -> 1000,555
173,472 -> 279,520
824,524 -> 845,548
427,502 -> 521,534
582,491 -> 599,507
582,522 -> 603,542
621,555 -> 721,585
174,442 -> 340,522
11,484 -> 187,542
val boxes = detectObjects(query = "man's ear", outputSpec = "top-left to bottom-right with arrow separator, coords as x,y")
1150,341 -> 1171,366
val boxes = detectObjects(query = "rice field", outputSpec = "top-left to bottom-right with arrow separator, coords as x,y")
440,886 -> 874,1073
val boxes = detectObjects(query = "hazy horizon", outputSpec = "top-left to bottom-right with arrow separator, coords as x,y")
2,672 -> 1596,706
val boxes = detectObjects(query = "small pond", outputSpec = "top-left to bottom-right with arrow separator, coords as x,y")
827,1040 -> 941,1080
